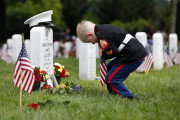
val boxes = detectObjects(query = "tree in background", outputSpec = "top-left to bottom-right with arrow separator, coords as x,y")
61,0 -> 88,35
1,0 -> 177,43
5,0 -> 65,39
170,0 -> 178,33
98,0 -> 156,23
176,0 -> 180,40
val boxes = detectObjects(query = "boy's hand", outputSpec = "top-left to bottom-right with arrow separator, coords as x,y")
99,48 -> 103,56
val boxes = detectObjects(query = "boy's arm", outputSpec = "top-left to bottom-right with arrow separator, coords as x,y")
99,40 -> 119,59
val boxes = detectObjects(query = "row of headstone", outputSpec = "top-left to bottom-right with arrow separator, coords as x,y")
78,31 -> 179,80
3,35 -> 31,64
135,32 -> 178,71
2,34 -> 22,63
1,31 -> 178,82
2,10 -> 178,83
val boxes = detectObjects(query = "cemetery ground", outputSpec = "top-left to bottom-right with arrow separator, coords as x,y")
0,58 -> 180,120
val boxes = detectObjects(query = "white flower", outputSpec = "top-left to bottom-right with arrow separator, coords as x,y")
54,63 -> 62,66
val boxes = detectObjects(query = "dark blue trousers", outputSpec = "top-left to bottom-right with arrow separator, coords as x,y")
105,58 -> 144,98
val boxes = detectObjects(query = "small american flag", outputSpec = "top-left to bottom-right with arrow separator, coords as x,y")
1,45 -> 12,63
173,47 -> 180,64
100,56 -> 107,86
13,43 -> 35,94
163,48 -> 173,68
141,45 -> 154,72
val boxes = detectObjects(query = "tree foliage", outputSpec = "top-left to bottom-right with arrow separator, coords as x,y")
111,18 -> 152,35
5,0 -> 65,35
2,0 -> 174,41
61,0 -> 88,34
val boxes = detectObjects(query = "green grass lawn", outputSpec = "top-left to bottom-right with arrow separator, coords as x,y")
0,58 -> 180,120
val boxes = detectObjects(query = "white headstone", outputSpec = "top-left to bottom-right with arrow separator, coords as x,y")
53,41 -> 60,58
75,38 -> 80,58
24,39 -> 30,57
30,27 -> 53,75
24,10 -> 54,75
64,42 -> 72,58
169,33 -> 178,59
153,33 -> 164,70
12,34 -> 22,63
79,40 -> 96,80
135,32 -> 147,47
135,32 -> 148,72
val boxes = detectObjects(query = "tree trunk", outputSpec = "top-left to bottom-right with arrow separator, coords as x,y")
170,0 -> 178,33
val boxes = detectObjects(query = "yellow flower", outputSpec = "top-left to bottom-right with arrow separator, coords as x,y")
144,71 -> 148,74
57,85 -> 60,88
62,84 -> 66,89
58,67 -> 63,72
65,72 -> 69,76
45,74 -> 49,79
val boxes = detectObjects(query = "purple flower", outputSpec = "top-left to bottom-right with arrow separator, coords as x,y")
74,85 -> 81,92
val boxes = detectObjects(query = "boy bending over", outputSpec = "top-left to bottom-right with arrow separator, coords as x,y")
76,20 -> 147,99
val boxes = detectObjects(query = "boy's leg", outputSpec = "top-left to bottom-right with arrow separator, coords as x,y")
106,58 -> 117,94
105,59 -> 144,98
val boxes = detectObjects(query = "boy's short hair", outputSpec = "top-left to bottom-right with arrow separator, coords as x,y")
76,20 -> 95,42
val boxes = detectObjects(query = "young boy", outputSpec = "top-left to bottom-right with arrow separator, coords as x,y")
76,20 -> 147,99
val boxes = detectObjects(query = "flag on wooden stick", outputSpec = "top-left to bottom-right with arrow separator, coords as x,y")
13,42 -> 35,94
141,45 -> 154,72
100,56 -> 107,86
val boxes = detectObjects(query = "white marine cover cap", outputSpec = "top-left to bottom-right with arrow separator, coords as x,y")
24,10 -> 53,27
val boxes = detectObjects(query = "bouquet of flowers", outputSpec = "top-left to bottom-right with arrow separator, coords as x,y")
33,67 -> 50,91
47,82 -> 81,94
53,63 -> 69,84
34,67 -> 49,82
